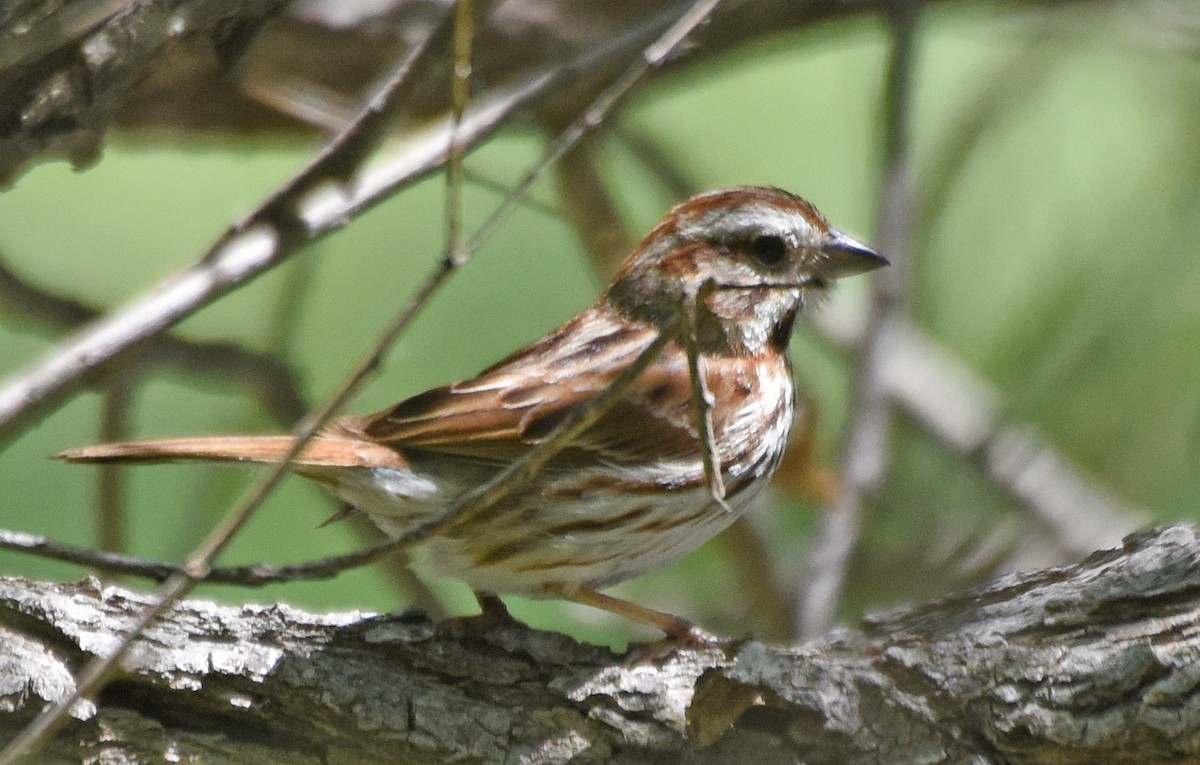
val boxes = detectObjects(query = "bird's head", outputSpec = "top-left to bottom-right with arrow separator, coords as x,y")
606,186 -> 886,355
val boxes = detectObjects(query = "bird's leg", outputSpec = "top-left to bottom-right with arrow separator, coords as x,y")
474,592 -> 518,626
681,279 -> 729,511
442,592 -> 522,635
316,500 -> 359,528
547,584 -> 725,649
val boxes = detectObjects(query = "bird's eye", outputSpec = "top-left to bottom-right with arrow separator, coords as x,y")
749,234 -> 787,266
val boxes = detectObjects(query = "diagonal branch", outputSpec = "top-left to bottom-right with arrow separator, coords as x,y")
796,0 -> 922,639
828,316 -> 1147,553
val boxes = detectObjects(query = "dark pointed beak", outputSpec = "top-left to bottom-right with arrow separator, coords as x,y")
818,231 -> 888,279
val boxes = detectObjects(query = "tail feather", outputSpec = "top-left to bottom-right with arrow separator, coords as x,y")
57,436 -> 408,470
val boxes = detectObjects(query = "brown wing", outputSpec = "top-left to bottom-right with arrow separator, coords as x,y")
348,307 -> 699,466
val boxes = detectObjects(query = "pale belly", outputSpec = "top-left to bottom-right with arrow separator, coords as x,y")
427,477 -> 771,595
330,445 -> 783,597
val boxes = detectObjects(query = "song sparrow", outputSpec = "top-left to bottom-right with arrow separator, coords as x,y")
61,186 -> 885,641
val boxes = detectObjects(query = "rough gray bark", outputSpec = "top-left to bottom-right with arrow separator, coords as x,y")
2,524 -> 1199,764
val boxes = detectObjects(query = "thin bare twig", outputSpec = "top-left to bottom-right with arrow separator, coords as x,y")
0,529 -> 191,583
683,281 -> 729,509
0,525 -> 423,609
465,168 -> 565,219
0,524 -> 419,587
96,373 -> 134,553
445,0 -> 474,263
796,0 -> 922,639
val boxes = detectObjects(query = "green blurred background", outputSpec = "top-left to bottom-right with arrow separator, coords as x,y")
1,6 -> 1198,646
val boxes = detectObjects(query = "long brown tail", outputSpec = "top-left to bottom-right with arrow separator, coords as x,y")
57,436 -> 407,470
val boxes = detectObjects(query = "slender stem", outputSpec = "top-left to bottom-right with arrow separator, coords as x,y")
796,0 -> 921,639
96,373 -> 134,553
445,0 -> 474,265
682,280 -> 728,508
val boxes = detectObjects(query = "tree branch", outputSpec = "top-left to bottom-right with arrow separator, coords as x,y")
3,0 -> 1118,185
3,524 -> 1198,764
797,0 -> 922,638
0,250 -> 308,432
